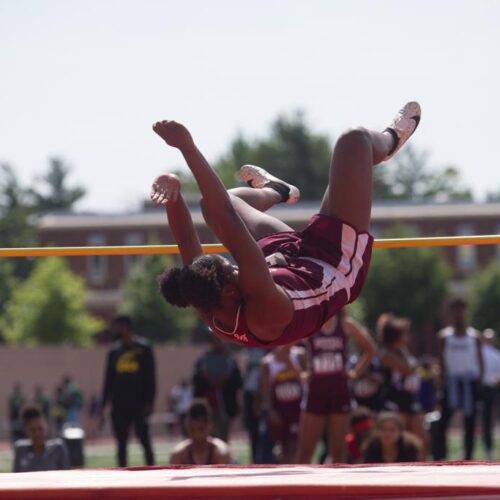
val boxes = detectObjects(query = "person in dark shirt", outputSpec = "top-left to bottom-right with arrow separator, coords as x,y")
101,315 -> 156,467
362,411 -> 421,463
8,383 -> 26,443
345,406 -> 375,464
192,336 -> 242,442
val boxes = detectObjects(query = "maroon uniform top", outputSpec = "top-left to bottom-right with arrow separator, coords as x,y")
211,214 -> 373,348
305,316 -> 349,394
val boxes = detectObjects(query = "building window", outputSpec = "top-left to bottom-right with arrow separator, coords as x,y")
124,232 -> 145,273
456,224 -> 476,274
87,234 -> 108,285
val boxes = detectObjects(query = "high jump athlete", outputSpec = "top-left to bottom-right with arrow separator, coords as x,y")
151,102 -> 421,348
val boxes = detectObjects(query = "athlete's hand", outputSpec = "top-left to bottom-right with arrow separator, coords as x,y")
153,120 -> 194,151
151,173 -> 181,205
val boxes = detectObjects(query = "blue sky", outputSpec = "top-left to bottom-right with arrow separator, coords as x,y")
1,0 -> 498,211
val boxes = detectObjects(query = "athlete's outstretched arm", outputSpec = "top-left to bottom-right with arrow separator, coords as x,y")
343,316 -> 377,379
153,121 -> 293,335
151,173 -> 202,265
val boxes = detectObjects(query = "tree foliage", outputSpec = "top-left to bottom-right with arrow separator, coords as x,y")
28,158 -> 86,213
120,254 -> 198,342
469,263 -> 500,333
1,257 -> 102,345
359,225 -> 450,335
0,164 -> 37,281
374,146 -> 472,202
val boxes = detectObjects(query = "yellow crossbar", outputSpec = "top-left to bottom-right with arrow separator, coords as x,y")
0,235 -> 499,258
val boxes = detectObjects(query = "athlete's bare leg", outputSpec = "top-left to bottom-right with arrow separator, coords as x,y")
319,128 -> 393,232
226,188 -> 293,240
296,413 -> 326,463
229,186 -> 282,212
327,413 -> 349,463
405,412 -> 429,460
320,102 -> 421,232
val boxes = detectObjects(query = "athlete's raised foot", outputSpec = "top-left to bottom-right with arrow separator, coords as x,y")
239,164 -> 300,204
383,101 -> 421,161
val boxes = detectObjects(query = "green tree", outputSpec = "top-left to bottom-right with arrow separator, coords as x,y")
359,226 -> 449,344
0,164 -> 36,280
2,257 -> 102,345
469,262 -> 500,333
0,259 -> 16,317
29,158 -> 86,213
376,145 -> 472,202
120,254 -> 198,342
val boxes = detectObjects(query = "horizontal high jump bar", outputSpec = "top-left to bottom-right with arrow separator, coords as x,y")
0,234 -> 499,258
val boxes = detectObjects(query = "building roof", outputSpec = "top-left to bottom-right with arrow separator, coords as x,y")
38,201 -> 500,231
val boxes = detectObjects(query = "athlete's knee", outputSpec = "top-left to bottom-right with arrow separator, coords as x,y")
335,127 -> 371,153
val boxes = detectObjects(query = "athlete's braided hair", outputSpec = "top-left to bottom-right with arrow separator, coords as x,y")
158,255 -> 232,311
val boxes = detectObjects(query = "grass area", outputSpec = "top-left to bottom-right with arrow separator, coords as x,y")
0,434 -> 493,473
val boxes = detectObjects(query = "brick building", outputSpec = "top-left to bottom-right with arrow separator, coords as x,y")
38,201 -> 500,321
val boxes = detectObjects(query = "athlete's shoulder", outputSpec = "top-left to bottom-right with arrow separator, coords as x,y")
291,345 -> 306,356
261,352 -> 275,366
171,439 -> 191,455
211,437 -> 231,458
133,336 -> 152,348
438,326 -> 453,339
466,327 -> 481,338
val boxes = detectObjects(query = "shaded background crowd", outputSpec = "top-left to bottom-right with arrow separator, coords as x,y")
5,296 -> 500,471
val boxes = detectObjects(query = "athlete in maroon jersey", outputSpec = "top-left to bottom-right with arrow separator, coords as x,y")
260,345 -> 306,463
296,312 -> 376,463
151,102 -> 421,347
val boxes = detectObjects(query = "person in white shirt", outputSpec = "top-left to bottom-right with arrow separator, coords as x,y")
435,299 -> 483,461
480,329 -> 500,460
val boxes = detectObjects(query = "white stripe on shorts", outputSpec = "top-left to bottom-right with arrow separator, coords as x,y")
281,229 -> 370,311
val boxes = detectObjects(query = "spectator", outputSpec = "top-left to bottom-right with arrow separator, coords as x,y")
101,315 -> 156,467
8,383 -> 26,443
242,347 -> 269,464
260,344 -> 306,463
350,355 -> 384,413
13,405 -> 70,472
362,411 -> 421,463
62,376 -> 83,426
51,386 -> 66,436
33,386 -> 50,422
85,394 -> 102,439
169,379 -> 193,436
480,329 -> 500,460
170,399 -> 232,464
377,314 -> 428,458
192,336 -> 242,442
345,406 -> 375,464
296,312 -> 376,463
417,356 -> 439,414
435,298 -> 483,461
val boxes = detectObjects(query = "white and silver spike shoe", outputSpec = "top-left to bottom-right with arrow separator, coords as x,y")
239,164 -> 300,204
383,101 -> 421,161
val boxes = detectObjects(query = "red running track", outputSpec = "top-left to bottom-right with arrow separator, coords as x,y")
1,462 -> 500,499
